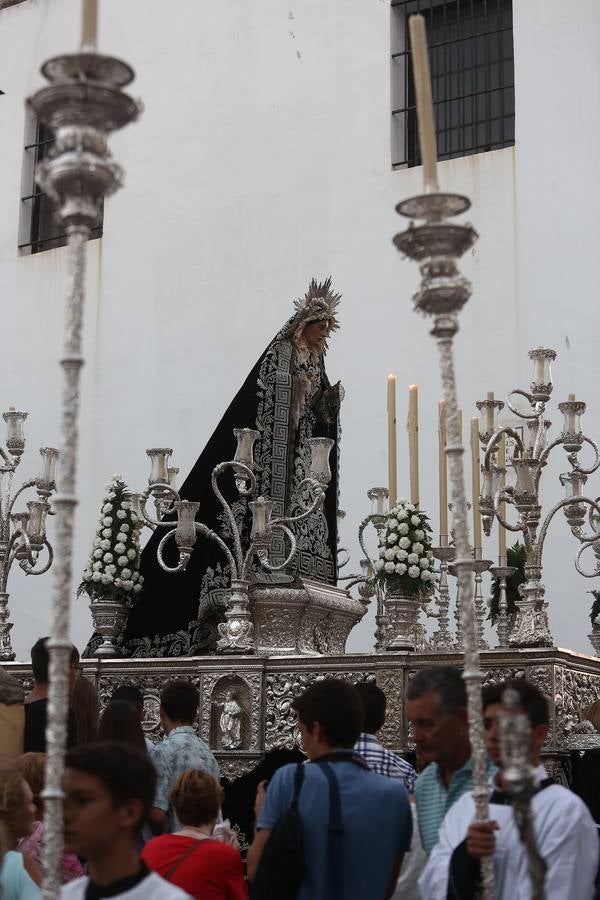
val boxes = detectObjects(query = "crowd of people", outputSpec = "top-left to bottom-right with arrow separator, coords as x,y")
1,639 -> 599,899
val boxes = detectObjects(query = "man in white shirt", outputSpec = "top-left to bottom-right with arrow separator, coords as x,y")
61,742 -> 192,900
419,678 -> 599,900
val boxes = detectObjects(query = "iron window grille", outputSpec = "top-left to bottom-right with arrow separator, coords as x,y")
391,0 -> 515,169
19,120 -> 103,254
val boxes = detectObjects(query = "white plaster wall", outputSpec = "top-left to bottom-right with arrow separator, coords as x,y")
0,0 -> 599,661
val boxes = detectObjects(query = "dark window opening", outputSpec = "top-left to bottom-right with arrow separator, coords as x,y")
19,120 -> 103,254
391,0 -> 515,168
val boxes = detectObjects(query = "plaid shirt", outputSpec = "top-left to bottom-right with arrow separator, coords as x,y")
354,732 -> 417,792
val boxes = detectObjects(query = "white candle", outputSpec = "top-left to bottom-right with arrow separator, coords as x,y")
498,434 -> 507,564
408,385 -> 419,507
387,375 -> 397,508
439,400 -> 448,536
471,417 -> 482,549
81,0 -> 98,50
486,391 -> 494,432
408,14 -> 439,193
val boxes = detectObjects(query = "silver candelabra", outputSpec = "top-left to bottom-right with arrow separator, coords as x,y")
27,40 -> 140,900
0,410 -> 58,660
393,191 -> 494,898
478,350 -> 600,647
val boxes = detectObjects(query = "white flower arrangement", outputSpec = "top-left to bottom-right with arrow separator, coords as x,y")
78,476 -> 143,608
375,500 -> 436,597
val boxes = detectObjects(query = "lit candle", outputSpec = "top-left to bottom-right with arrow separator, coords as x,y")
471,417 -> 482,549
498,434 -> 507,564
438,400 -> 448,536
408,14 -> 439,193
81,0 -> 98,50
387,375 -> 397,508
408,385 -> 419,506
486,391 -> 494,432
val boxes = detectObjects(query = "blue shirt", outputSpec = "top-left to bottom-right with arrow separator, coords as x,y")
1,850 -> 40,900
258,757 -> 412,900
354,732 -> 417,791
415,756 -> 494,855
151,726 -> 220,832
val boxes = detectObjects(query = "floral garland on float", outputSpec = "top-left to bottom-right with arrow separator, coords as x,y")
373,500 -> 435,651
77,475 -> 144,657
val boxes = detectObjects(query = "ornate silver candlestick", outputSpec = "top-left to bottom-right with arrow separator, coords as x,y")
0,412 -> 58,660
352,486 -> 389,649
27,47 -> 140,900
489,563 -> 517,649
478,355 -> 600,647
393,191 -> 493,897
429,542 -> 455,650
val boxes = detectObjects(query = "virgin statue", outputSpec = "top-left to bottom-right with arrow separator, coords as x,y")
109,278 -> 343,658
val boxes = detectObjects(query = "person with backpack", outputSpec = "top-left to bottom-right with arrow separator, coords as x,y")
419,679 -> 599,900
247,678 -> 412,900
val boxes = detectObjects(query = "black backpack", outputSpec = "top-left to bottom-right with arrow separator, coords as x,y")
250,762 -> 306,900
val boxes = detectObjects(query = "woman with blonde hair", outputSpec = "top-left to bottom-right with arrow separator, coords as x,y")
14,753 -> 83,883
0,766 -> 41,898
142,769 -> 247,900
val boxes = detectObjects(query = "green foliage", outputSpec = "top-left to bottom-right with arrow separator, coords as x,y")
589,590 -> 600,626
488,541 -> 526,624
374,501 -> 435,597
77,475 -> 143,605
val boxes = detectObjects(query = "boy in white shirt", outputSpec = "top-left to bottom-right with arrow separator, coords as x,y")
419,678 -> 598,900
60,742 -> 192,900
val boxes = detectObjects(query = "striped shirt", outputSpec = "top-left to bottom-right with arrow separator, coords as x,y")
415,756 -> 494,855
354,732 -> 417,791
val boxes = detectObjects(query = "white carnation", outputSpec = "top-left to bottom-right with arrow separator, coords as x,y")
408,565 -> 420,578
117,556 -> 128,566
127,548 -> 136,560
394,563 -> 407,575
106,491 -> 116,499
83,571 -> 92,581
120,500 -> 131,510
420,570 -> 430,581
397,509 -> 408,520
92,571 -> 102,582
120,523 -> 130,533
102,503 -> 113,513
138,575 -> 144,584
374,560 -> 384,572
399,536 -> 411,549
93,537 -> 102,548
414,529 -> 425,540
420,558 -> 430,569
122,581 -> 133,591
410,515 -> 421,526
116,533 -> 127,543
395,548 -> 408,561
133,583 -> 142,593
100,539 -> 111,550
398,523 -> 409,535
405,504 -> 415,512
108,564 -> 117,574
103,553 -> 113,564
384,562 -> 395,573
101,574 -> 113,585
103,516 -> 113,526
121,567 -> 132,579
385,549 -> 396,561
407,553 -> 419,564
116,510 -> 127,519
102,528 -> 112,538
92,561 -> 102,571
132,571 -> 139,581
386,533 -> 398,545
93,548 -> 103,559
114,578 -> 122,588
388,518 -> 399,530
114,543 -> 126,554
412,542 -> 424,554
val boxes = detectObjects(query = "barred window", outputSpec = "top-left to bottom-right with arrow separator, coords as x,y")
19,119 -> 103,254
391,0 -> 515,169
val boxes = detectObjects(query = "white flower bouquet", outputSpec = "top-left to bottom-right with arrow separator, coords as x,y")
77,475 -> 144,605
374,500 -> 435,597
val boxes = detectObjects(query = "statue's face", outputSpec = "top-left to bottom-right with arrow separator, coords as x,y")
303,318 -> 330,350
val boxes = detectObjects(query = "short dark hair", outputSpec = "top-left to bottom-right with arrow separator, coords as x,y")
111,684 -> 144,714
482,679 -> 549,728
160,680 -> 199,724
65,742 -> 156,829
98,701 -> 147,753
292,678 -> 364,749
31,637 -> 79,684
355,682 -> 386,734
405,665 -> 467,717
